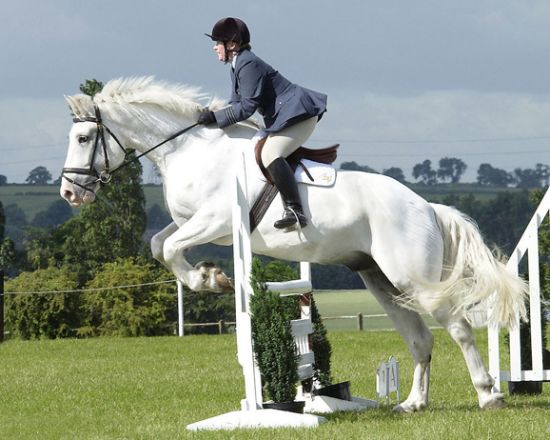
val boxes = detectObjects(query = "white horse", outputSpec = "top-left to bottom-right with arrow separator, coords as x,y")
61,77 -> 527,412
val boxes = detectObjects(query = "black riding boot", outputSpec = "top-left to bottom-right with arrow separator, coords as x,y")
267,158 -> 308,229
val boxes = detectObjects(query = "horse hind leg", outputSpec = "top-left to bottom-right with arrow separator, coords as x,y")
359,267 -> 434,412
431,306 -> 504,409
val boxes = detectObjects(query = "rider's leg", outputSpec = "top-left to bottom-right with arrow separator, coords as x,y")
262,116 -> 317,229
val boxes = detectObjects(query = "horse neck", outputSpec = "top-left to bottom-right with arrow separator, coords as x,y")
103,105 -> 197,172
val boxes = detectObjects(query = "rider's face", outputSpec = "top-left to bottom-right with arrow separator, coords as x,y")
213,41 -> 238,62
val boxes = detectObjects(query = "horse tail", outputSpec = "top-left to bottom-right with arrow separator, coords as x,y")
421,203 -> 527,329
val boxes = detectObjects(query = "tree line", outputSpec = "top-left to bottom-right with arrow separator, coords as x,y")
2,156 -> 549,189
341,157 -> 550,188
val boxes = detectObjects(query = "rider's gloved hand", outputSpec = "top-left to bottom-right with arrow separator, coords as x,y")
197,110 -> 216,126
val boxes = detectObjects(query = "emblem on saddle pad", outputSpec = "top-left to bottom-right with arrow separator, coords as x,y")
294,159 -> 336,187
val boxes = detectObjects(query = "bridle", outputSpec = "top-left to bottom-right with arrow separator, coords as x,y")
62,104 -> 199,194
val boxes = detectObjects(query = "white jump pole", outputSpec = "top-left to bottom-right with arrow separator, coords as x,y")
177,280 -> 184,337
187,152 -> 325,431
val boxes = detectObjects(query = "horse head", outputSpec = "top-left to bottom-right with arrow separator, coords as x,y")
60,93 -> 128,206
60,77 -> 214,207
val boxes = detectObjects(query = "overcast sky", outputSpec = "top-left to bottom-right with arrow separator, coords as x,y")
1,0 -> 550,183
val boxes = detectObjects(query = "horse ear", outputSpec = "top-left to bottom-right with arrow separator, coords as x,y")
65,94 -> 92,117
64,95 -> 77,116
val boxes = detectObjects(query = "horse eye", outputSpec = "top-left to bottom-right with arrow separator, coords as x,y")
78,135 -> 89,144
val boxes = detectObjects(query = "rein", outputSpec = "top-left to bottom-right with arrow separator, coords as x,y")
62,104 -> 199,193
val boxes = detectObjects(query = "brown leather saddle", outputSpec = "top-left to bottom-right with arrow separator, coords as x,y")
249,138 -> 339,231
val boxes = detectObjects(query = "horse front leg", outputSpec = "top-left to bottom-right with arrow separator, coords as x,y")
151,222 -> 180,268
162,214 -> 233,293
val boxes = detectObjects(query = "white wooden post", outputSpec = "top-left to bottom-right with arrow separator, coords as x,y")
177,280 -> 184,337
488,186 -> 550,391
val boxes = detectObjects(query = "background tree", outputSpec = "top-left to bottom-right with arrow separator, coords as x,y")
535,163 -> 550,187
80,79 -> 104,97
31,200 -> 73,229
4,266 -> 81,339
0,200 -> 4,241
61,153 -> 147,281
514,167 -> 542,189
25,166 -> 52,185
476,163 -> 514,186
146,203 -> 171,231
340,161 -> 378,173
79,258 -> 176,337
437,157 -> 467,183
382,167 -> 406,183
412,159 -> 437,185
0,174 -> 7,185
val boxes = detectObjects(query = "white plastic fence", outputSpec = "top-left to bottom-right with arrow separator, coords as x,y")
488,186 -> 550,391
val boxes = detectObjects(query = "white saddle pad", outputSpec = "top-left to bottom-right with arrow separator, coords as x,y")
294,159 -> 337,187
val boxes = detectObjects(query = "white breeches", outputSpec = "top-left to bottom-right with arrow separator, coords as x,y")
260,116 -> 317,167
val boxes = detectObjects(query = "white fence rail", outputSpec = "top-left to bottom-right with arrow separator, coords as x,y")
488,187 -> 550,391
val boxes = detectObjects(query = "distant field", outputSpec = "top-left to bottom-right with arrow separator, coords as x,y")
0,183 -> 519,221
0,184 -> 165,220
314,289 -> 440,331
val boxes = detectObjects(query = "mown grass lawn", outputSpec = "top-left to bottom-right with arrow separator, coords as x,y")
1,330 -> 548,439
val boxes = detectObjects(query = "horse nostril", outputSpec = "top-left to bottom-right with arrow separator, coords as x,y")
63,189 -> 74,201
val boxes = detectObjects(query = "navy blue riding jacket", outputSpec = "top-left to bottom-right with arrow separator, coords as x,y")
213,49 -> 327,133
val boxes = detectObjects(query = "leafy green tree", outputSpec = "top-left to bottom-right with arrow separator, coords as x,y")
25,166 -> 52,185
0,200 -> 4,240
146,203 -> 171,231
477,163 -> 514,186
340,161 -> 378,173
514,168 -> 540,189
535,163 -> 550,187
31,199 -> 73,229
412,160 -> 437,185
61,154 -> 147,281
3,203 -> 27,250
80,79 -> 104,97
0,174 -> 7,185
4,266 -> 80,339
437,157 -> 467,183
0,238 -> 16,269
383,167 -> 406,183
79,257 -> 176,337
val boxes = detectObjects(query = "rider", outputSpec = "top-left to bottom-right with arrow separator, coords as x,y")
198,17 -> 327,229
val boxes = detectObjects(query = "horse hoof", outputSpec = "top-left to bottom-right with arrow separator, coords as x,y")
194,262 -> 233,293
393,401 -> 426,413
216,272 -> 234,293
480,393 -> 506,410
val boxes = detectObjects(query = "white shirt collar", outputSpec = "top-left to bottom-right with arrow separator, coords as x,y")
231,52 -> 238,69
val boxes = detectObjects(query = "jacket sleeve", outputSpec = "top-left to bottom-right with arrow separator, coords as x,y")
214,59 -> 265,128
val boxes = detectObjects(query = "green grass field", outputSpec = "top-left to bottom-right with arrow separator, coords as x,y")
0,331 -> 548,440
314,290 -> 440,331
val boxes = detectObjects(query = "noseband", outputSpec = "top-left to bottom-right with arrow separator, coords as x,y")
62,104 -> 199,194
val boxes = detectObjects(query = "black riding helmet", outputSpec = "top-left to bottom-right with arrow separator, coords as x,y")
205,17 -> 250,44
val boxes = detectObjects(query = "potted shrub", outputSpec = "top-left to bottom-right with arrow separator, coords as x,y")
250,258 -> 304,413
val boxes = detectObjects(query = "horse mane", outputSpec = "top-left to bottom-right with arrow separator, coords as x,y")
65,76 -> 228,122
